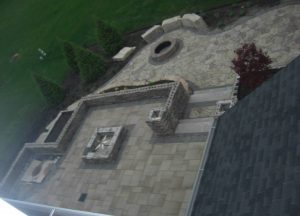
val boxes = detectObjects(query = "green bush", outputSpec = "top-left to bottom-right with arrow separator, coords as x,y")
239,8 -> 246,17
61,40 -> 79,72
33,74 -> 65,105
75,46 -> 107,84
96,19 -> 123,57
252,0 -> 280,6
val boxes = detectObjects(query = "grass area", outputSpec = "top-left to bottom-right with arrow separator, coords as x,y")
0,0 -> 240,176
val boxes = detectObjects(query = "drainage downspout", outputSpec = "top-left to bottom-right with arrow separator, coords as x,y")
185,117 -> 219,216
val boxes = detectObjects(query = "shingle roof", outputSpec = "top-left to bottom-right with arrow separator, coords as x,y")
192,55 -> 300,216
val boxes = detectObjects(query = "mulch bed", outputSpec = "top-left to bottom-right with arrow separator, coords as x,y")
201,0 -> 280,29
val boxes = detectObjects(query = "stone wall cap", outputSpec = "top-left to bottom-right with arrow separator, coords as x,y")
141,25 -> 164,43
183,13 -> 202,21
162,16 -> 182,33
162,16 -> 182,24
113,46 -> 136,61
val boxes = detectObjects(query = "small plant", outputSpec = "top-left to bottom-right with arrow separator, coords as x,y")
61,40 -> 79,72
213,11 -> 221,19
217,21 -> 225,29
239,7 -> 247,17
245,1 -> 254,8
253,0 -> 280,6
95,19 -> 123,57
148,81 -> 156,86
228,11 -> 235,18
232,43 -> 272,91
33,74 -> 65,105
75,46 -> 107,84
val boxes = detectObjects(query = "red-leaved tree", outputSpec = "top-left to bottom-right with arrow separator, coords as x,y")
232,43 -> 272,90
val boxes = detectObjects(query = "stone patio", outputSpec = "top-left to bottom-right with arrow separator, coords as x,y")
101,4 -> 300,91
2,3 -> 300,216
9,99 -> 207,216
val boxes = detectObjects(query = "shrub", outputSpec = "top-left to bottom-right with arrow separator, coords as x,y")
33,74 -> 65,105
239,8 -> 246,17
252,0 -> 280,6
75,46 -> 107,84
96,19 -> 123,57
228,11 -> 235,18
232,43 -> 272,90
61,40 -> 79,72
217,21 -> 225,29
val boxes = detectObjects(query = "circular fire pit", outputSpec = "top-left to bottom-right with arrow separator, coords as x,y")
150,37 -> 180,63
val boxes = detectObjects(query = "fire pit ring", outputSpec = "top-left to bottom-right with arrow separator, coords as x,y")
150,37 -> 180,63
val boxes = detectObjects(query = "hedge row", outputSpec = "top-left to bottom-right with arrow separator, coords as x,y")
96,20 -> 123,57
61,40 -> 79,72
36,20 -> 122,106
34,44 -> 106,105
33,74 -> 65,105
61,19 -> 122,83
61,41 -> 107,84
75,46 -> 106,84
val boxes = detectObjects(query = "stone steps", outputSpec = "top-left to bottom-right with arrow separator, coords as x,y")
176,86 -> 231,134
189,86 -> 233,104
175,117 -> 214,134
184,86 -> 233,119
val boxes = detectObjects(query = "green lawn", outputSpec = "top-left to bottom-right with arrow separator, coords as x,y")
0,0 -> 239,177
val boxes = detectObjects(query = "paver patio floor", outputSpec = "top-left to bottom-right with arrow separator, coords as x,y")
11,99 -> 207,216
102,4 -> 300,91
7,4 -> 300,216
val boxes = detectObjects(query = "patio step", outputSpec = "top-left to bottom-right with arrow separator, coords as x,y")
189,86 -> 232,104
175,117 -> 214,134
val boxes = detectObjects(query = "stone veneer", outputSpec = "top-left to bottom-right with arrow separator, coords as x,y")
82,126 -> 126,163
146,82 -> 190,135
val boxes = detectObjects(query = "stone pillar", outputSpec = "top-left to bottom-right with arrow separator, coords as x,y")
146,82 -> 190,136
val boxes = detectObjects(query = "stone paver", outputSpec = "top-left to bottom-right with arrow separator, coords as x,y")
101,5 -> 300,91
7,4 -> 300,216
10,99 -> 206,216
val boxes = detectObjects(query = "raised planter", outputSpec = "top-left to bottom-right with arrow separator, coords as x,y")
44,111 -> 73,143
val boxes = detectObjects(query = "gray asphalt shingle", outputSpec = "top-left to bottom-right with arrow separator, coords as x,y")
192,55 -> 300,216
